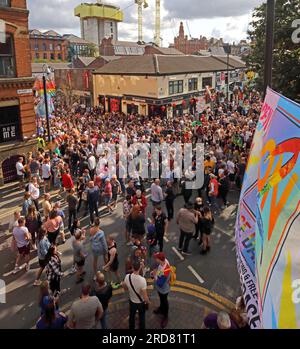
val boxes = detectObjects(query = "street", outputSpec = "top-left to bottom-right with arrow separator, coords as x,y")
0,182 -> 241,329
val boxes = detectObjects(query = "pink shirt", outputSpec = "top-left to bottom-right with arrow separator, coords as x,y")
44,216 -> 62,233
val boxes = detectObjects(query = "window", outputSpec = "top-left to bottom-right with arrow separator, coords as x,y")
57,44 -> 61,51
49,43 -> 54,51
50,53 -> 55,60
202,76 -> 213,89
34,40 -> 39,51
169,80 -> 184,95
0,0 -> 10,7
42,43 -> 47,51
35,53 -> 39,59
0,34 -> 16,77
57,53 -> 62,60
188,78 -> 198,91
43,53 -> 47,60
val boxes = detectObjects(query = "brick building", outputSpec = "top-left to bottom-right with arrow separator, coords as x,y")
173,22 -> 209,55
29,29 -> 67,62
0,0 -> 36,185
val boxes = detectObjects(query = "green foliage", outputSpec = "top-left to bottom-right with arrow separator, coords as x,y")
246,0 -> 300,101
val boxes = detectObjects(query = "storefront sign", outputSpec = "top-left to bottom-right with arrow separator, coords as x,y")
0,124 -> 18,142
17,89 -> 33,95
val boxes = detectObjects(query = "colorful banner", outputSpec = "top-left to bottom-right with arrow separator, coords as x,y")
34,78 -> 56,118
236,88 -> 300,329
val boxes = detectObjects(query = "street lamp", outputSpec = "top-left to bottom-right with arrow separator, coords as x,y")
42,64 -> 52,144
223,43 -> 232,105
264,0 -> 275,95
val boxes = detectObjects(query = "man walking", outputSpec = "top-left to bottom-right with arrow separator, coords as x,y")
176,202 -> 198,255
151,179 -> 163,207
122,261 -> 150,330
67,188 -> 79,231
86,181 -> 100,225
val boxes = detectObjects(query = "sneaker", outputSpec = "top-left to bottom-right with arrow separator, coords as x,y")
33,280 -> 42,286
111,282 -> 121,290
57,251 -> 62,256
182,251 -> 192,256
25,263 -> 30,272
70,266 -> 77,274
177,248 -> 183,252
12,266 -> 20,274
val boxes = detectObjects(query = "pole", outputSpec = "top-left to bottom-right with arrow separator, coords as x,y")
42,74 -> 51,144
227,51 -> 230,105
264,0 -> 275,95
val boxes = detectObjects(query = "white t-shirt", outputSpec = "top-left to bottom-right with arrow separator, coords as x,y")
16,162 -> 24,176
124,273 -> 147,304
28,183 -> 40,200
42,163 -> 51,179
227,160 -> 235,175
13,226 -> 29,248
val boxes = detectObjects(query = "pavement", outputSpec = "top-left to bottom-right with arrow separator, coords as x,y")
0,181 -> 241,329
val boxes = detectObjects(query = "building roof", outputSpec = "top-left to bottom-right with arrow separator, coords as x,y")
146,46 -> 184,55
211,55 -> 246,69
209,47 -> 226,56
63,34 -> 93,45
31,62 -> 72,74
75,56 -> 97,67
101,56 -> 122,62
44,30 -> 61,37
93,54 -> 237,76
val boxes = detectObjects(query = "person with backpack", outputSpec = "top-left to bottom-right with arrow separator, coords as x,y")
34,228 -> 51,286
151,252 -> 172,329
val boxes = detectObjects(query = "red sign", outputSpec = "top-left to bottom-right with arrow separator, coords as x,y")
110,99 -> 120,112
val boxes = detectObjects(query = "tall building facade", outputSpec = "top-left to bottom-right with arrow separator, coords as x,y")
29,29 -> 68,62
0,0 -> 36,185
173,22 -> 209,55
74,1 -> 124,47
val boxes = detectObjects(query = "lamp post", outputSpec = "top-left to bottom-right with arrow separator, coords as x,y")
223,44 -> 232,106
264,0 -> 275,95
42,64 -> 52,144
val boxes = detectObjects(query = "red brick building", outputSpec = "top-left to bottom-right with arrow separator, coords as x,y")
0,0 -> 36,185
173,22 -> 209,55
29,29 -> 68,62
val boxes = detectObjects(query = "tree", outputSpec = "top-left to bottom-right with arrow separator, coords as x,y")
247,0 -> 300,102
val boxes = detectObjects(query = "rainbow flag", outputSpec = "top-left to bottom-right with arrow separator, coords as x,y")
236,88 -> 300,329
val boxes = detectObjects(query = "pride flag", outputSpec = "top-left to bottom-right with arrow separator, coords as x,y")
235,88 -> 300,329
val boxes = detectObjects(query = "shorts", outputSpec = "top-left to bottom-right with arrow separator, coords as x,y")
18,244 -> 30,256
76,259 -> 85,267
110,260 -> 119,272
112,193 -> 118,201
39,258 -> 48,268
43,177 -> 51,182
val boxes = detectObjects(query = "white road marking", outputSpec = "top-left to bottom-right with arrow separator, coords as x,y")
188,265 -> 205,284
172,246 -> 184,261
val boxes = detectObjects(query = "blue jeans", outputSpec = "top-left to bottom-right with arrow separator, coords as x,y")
100,309 -> 108,329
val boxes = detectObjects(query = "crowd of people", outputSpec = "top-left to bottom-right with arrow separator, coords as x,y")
10,90 -> 261,329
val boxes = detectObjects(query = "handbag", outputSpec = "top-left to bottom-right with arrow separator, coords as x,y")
129,274 -> 149,311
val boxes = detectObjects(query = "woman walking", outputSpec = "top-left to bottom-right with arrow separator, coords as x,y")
200,207 -> 215,254
103,235 -> 121,289
43,210 -> 63,245
127,205 -> 146,240
25,206 -> 42,250
72,229 -> 87,284
45,245 -> 63,296
90,217 -> 108,278
34,228 -> 51,286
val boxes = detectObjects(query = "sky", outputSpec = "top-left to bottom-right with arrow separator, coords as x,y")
27,0 -> 265,46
